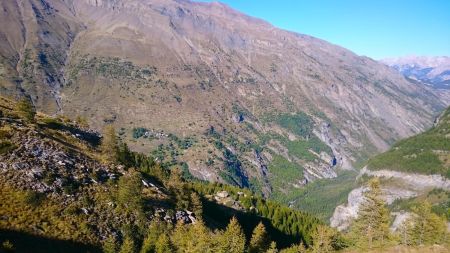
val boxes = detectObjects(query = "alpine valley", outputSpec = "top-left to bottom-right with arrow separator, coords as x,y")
0,0 -> 449,252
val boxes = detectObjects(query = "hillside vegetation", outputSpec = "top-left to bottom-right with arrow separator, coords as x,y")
367,107 -> 450,178
1,96 -> 449,252
0,96 -> 328,252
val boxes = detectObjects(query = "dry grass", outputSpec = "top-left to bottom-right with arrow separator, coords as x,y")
342,245 -> 450,253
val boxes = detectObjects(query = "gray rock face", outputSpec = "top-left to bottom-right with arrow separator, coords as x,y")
330,167 -> 450,231
0,120 -> 115,195
330,186 -> 365,231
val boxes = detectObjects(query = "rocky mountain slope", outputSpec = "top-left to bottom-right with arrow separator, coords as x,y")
331,106 -> 450,231
0,96 -> 323,252
0,0 -> 447,202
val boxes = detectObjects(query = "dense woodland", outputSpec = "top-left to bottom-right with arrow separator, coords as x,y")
0,97 -> 449,253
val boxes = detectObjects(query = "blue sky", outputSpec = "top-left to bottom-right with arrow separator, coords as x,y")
196,0 -> 450,59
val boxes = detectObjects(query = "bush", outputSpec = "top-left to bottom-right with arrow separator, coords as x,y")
41,117 -> 64,129
0,126 -> 13,139
15,98 -> 35,122
0,141 -> 16,155
21,190 -> 45,207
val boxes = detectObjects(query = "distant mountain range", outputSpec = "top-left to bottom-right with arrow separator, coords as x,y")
382,56 -> 450,89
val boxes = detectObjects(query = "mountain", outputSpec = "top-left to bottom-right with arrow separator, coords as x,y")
0,0 -> 447,205
367,106 -> 450,178
1,96 -> 448,252
0,96 -> 323,252
381,56 -> 450,89
331,106 -> 450,231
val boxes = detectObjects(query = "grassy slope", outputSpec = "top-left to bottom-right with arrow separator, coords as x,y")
367,107 -> 450,178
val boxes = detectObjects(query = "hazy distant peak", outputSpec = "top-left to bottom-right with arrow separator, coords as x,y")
381,56 -> 450,90
382,55 -> 450,68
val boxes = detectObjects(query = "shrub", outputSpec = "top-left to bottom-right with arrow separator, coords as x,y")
15,98 -> 35,122
21,190 -> 45,207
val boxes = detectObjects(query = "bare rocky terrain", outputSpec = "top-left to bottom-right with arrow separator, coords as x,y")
330,167 -> 450,231
0,0 -> 448,200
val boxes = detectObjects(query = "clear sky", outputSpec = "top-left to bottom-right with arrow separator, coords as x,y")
196,0 -> 450,60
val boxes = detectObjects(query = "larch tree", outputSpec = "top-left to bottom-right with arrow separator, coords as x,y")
219,217 -> 246,253
278,243 -> 306,253
141,220 -> 167,253
266,241 -> 278,253
102,236 -> 118,253
249,222 -> 270,253
119,237 -> 136,253
311,225 -> 335,253
100,124 -> 118,163
350,178 -> 391,250
155,234 -> 173,253
117,169 -> 143,213
190,192 -> 203,220
409,201 -> 447,245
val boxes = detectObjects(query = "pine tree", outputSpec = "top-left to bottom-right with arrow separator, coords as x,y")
166,168 -> 190,210
190,192 -> 203,220
103,236 -> 118,253
279,243 -> 306,253
117,170 -> 143,213
409,201 -> 447,245
350,178 -> 390,249
141,220 -> 166,253
249,222 -> 270,253
117,142 -> 134,168
101,125 -> 118,163
397,216 -> 414,246
119,237 -> 136,253
219,217 -> 246,253
171,220 -> 214,253
15,97 -> 35,122
171,221 -> 190,252
266,241 -> 278,253
190,219 -> 213,252
311,225 -> 335,253
155,234 -> 173,253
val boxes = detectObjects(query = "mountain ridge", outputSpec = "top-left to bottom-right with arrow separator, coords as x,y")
0,0 -> 447,201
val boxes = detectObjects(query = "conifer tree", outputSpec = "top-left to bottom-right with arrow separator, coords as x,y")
117,170 -> 143,213
171,221 -> 190,252
117,142 -> 134,168
190,219 -> 213,252
279,243 -> 306,253
100,125 -> 118,163
119,237 -> 136,253
220,217 -> 246,253
15,97 -> 35,122
266,241 -> 278,253
141,220 -> 166,253
409,201 -> 447,245
249,222 -> 270,253
166,168 -> 190,209
311,225 -> 335,253
350,178 -> 390,249
155,234 -> 173,253
190,192 -> 203,220
171,220 -> 214,253
103,236 -> 118,253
